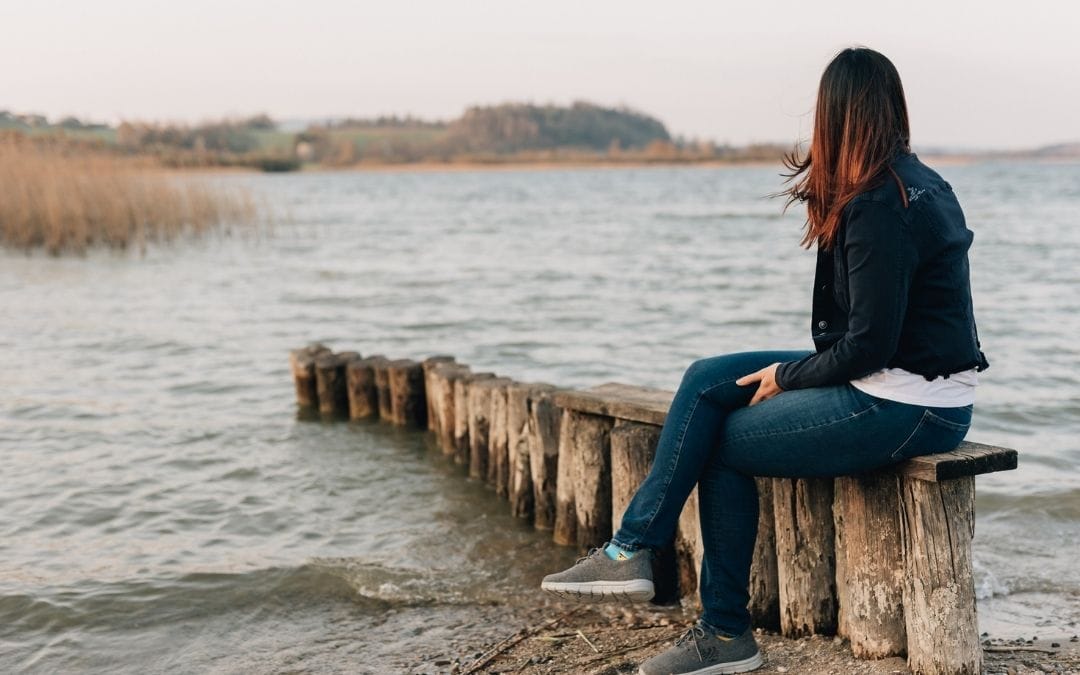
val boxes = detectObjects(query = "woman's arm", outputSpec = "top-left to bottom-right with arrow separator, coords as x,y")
773,200 -> 919,391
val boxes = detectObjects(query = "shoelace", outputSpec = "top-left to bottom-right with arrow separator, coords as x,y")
675,624 -> 708,661
573,547 -> 603,565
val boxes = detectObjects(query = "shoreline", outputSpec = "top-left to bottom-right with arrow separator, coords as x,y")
159,154 -> 1080,177
432,599 -> 1080,674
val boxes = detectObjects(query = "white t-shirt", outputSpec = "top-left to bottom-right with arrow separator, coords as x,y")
850,367 -> 977,407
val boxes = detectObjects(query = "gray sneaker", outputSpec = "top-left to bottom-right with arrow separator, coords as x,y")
638,622 -> 763,674
540,545 -> 654,601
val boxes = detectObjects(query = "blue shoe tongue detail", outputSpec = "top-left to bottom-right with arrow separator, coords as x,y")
603,542 -> 635,560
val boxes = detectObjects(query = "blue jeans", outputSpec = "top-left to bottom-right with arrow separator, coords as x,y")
610,351 -> 972,635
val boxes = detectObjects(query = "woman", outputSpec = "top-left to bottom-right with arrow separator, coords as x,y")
541,47 -> 989,675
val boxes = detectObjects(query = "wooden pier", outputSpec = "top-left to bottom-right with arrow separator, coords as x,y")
290,345 -> 1018,675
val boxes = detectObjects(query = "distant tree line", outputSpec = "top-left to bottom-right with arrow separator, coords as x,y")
116,115 -> 275,154
0,105 -> 795,170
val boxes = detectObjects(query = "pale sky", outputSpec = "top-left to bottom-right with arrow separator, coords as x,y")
4,0 -> 1078,149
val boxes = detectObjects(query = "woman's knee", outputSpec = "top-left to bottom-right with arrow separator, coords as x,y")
680,352 -> 762,393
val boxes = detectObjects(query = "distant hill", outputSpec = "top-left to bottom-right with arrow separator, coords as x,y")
444,101 -> 670,154
1030,142 -> 1080,158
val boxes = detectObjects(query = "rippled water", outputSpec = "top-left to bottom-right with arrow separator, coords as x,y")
2,161 -> 1078,672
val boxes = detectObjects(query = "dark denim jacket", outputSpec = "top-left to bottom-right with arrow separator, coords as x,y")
775,151 -> 990,391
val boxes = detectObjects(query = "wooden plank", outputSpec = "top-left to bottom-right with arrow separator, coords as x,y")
896,442 -> 1018,482
553,383 -> 674,426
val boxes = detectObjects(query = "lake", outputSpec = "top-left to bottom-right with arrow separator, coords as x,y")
1,160 -> 1077,672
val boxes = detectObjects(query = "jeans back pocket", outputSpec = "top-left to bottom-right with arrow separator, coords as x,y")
889,406 -> 972,461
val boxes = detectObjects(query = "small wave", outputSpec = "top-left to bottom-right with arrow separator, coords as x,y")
0,559 -> 489,640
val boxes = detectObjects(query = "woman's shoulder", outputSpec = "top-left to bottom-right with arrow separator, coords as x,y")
847,152 -> 955,216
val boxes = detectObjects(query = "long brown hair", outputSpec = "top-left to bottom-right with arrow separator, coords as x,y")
781,47 -> 911,249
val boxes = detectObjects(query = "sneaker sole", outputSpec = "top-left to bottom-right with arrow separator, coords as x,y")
638,651 -> 763,675
540,578 -> 655,602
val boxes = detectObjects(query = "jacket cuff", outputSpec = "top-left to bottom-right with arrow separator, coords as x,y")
775,360 -> 800,391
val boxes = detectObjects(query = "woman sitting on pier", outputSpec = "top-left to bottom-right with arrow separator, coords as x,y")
542,46 -> 989,675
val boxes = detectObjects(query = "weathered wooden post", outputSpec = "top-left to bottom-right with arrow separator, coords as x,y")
289,344 -> 330,409
610,420 -> 678,603
372,358 -> 393,421
553,409 -> 578,546
487,379 -> 512,496
386,359 -> 427,428
506,382 -> 543,519
422,355 -> 455,432
430,362 -> 469,455
833,473 -> 905,658
900,474 -> 979,674
315,351 -> 357,418
749,477 -> 781,630
345,355 -> 382,420
569,411 -> 614,550
527,386 -> 561,530
773,477 -> 838,637
676,487 -> 705,606
468,377 -> 509,480
453,371 -> 494,466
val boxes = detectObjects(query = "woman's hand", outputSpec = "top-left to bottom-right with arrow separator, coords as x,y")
736,363 -> 784,406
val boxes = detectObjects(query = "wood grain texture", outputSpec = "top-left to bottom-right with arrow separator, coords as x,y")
773,477 -> 837,638
468,377 -> 511,481
346,355 -> 383,420
453,372 -> 494,466
900,475 -> 981,675
506,383 -> 546,521
896,442 -> 1017,482
749,477 -> 781,631
387,359 -> 426,428
527,385 -> 561,531
487,379 -> 512,496
675,485 -> 705,607
834,473 -> 906,658
373,358 -> 393,421
429,363 -> 470,455
289,344 -> 330,409
315,351 -> 357,418
553,383 -> 674,426
568,411 -> 614,550
421,355 -> 455,432
553,409 -> 578,546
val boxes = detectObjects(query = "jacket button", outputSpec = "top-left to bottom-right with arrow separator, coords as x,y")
817,320 -> 828,330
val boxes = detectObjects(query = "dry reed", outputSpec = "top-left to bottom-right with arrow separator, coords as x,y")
0,137 -> 257,255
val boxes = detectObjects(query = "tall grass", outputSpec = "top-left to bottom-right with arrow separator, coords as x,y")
0,136 -> 257,255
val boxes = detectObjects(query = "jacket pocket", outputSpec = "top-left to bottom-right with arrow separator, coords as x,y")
889,407 -> 972,461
